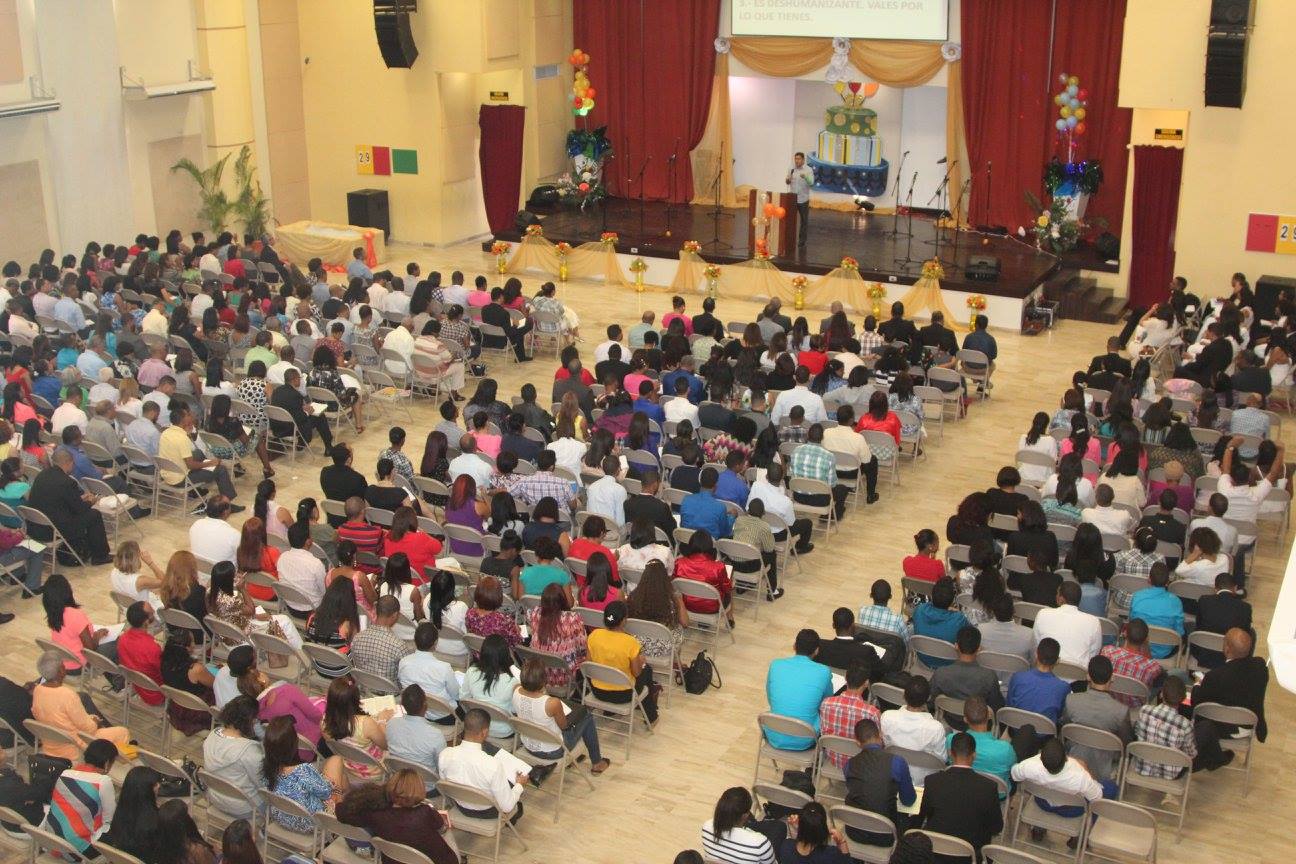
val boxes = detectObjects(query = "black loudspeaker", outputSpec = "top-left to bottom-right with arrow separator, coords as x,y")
347,188 -> 391,239
527,185 -> 560,208
1255,275 -> 1296,322
514,210 -> 541,232
1210,0 -> 1254,29
1094,231 -> 1121,260
1205,31 -> 1248,107
374,1 -> 418,69
965,255 -> 1001,282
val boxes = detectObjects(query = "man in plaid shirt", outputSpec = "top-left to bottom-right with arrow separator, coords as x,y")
857,579 -> 912,644
511,450 -> 579,515
350,595 -> 413,682
1111,530 -> 1165,614
1132,677 -> 1197,778
818,663 -> 879,769
1100,619 -> 1165,706
777,406 -> 809,445
790,424 -> 847,519
858,315 -> 886,357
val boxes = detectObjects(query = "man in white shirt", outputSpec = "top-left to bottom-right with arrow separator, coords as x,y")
821,404 -> 878,505
189,495 -> 242,564
546,433 -> 588,481
769,366 -> 828,425
448,435 -> 495,489
748,462 -> 814,553
142,378 -> 176,429
1010,737 -> 1113,811
190,289 -> 214,320
879,676 -> 947,785
383,288 -> 411,318
1189,494 -> 1238,553
267,346 -> 300,388
594,324 -> 628,364
585,456 -> 628,527
438,707 -> 526,821
663,383 -> 701,426
1080,483 -> 1135,536
1032,582 -> 1103,666
199,248 -> 221,274
277,521 -> 327,615
51,388 -> 89,435
213,645 -> 256,708
367,273 -> 391,310
383,318 -> 416,375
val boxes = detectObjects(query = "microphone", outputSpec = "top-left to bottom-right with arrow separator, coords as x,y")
936,157 -> 947,164
902,150 -> 911,157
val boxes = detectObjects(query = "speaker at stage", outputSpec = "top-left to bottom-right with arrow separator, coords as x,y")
374,0 -> 418,69
965,255 -> 1000,282
514,210 -> 541,232
1205,0 -> 1254,108
347,188 -> 391,239
527,185 -> 560,209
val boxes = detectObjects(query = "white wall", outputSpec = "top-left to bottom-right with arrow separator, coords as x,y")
730,75 -> 796,194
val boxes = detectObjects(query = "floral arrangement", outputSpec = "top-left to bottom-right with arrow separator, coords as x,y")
966,294 -> 987,312
840,256 -> 859,271
490,241 -> 511,256
866,283 -> 886,300
702,264 -> 722,280
628,257 -> 647,273
682,240 -> 701,254
753,238 -> 770,260
554,241 -> 572,256
524,224 -> 544,238
1025,191 -> 1085,253
555,170 -> 606,207
790,275 -> 809,290
921,258 -> 945,280
599,231 -> 618,247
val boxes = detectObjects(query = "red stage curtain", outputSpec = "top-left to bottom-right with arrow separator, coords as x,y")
574,0 -> 719,203
478,105 -> 526,234
1051,0 -> 1133,237
1128,146 -> 1184,309
960,0 -> 1052,232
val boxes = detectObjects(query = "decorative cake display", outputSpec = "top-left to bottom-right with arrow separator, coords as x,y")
808,82 -> 890,197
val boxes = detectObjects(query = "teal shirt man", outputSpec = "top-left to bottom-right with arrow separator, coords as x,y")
946,729 -> 1015,792
1128,586 -> 1184,659
765,632 -> 834,750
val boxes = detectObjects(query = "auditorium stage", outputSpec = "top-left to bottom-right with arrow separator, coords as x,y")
488,197 -> 1061,302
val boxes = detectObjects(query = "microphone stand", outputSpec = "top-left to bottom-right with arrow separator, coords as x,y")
663,137 -> 680,239
703,166 -> 731,250
925,160 -> 958,262
894,171 -> 919,268
633,156 -> 651,242
949,178 -> 973,267
890,151 -> 911,240
982,160 -> 993,229
599,153 -> 615,235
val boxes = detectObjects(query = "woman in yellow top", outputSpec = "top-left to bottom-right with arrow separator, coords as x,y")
585,601 -> 659,725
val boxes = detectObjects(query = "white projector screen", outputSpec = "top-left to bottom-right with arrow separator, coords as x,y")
731,0 -> 949,41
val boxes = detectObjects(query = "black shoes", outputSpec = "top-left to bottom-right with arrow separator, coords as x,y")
795,543 -> 815,555
0,612 -> 13,625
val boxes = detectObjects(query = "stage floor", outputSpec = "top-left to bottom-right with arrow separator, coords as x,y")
489,198 -> 1061,300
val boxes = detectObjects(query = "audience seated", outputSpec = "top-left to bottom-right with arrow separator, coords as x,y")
879,677 -> 946,784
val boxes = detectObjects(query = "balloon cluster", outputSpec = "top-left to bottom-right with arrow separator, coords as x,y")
1052,73 -> 1089,137
569,48 -> 595,116
832,80 -> 879,108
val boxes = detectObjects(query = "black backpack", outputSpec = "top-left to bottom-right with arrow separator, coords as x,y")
683,651 -> 721,694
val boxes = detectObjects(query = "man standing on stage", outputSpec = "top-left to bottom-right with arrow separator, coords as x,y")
786,152 -> 815,248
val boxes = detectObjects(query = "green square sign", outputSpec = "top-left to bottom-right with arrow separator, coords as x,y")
392,148 -> 418,175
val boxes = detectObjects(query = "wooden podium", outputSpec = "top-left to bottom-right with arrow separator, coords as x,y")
747,190 -> 798,257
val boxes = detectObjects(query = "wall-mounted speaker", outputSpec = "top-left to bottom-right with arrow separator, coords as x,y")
1205,30 -> 1248,107
374,1 -> 418,69
1210,0 -> 1255,29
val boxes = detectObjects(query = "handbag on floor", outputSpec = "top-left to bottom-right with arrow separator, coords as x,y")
683,651 -> 721,694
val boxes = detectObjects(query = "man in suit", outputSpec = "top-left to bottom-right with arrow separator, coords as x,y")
878,301 -> 918,345
917,311 -> 959,356
917,732 -> 1003,856
28,449 -> 112,565
816,607 -> 880,673
623,471 -> 676,541
271,367 -> 334,452
818,301 -> 856,335
1191,627 -> 1268,768
1086,337 -> 1133,378
319,444 -> 368,526
480,288 -> 532,361
552,359 -> 595,419
1174,322 -> 1233,386
1193,574 -> 1253,668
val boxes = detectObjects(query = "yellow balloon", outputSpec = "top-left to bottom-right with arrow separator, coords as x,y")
1067,75 -> 1079,87
1059,105 -> 1071,118
582,97 -> 594,109
833,81 -> 846,94
1074,107 -> 1086,120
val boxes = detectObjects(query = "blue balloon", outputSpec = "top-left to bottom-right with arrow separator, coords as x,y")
1070,97 -> 1081,109
1056,118 -> 1067,130
1066,115 -> 1079,128
1067,84 -> 1079,97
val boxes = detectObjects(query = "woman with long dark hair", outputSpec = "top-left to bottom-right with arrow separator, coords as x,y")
206,393 -> 273,476
460,633 -> 519,738
323,676 -> 388,783
1147,421 -> 1205,478
626,560 -> 688,654
945,491 -> 995,549
425,568 -> 468,659
777,801 -> 852,864
578,551 -> 621,611
337,770 -> 460,864
101,766 -> 163,860
156,798 -> 216,864
308,344 -> 365,433
702,786 -> 783,863
1017,410 -> 1058,484
161,627 -> 217,735
463,377 -> 510,428
263,714 -> 341,830
1062,412 -> 1100,463
527,581 -> 587,687
220,821 -> 263,864
444,473 -> 488,557
1007,500 -> 1059,569
375,552 -> 424,641
1064,523 -> 1114,585
306,577 -> 361,678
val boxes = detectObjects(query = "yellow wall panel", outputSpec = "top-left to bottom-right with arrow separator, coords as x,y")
485,0 -> 521,62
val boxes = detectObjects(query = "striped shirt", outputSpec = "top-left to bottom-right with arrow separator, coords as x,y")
701,820 -> 776,864
45,767 -> 115,852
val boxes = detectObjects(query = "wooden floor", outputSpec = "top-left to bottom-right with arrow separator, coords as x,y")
1,239 -> 1292,864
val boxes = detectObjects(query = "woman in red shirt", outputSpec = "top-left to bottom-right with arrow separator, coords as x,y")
903,528 -> 946,582
855,390 -> 902,444
236,517 -> 281,602
796,334 -> 829,377
382,506 -> 443,584
672,529 -> 734,628
577,552 -> 622,612
567,516 -> 620,588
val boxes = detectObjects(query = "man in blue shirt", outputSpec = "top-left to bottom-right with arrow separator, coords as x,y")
630,380 -> 665,450
345,246 -> 374,283
1007,637 -> 1071,726
948,695 -> 1016,791
714,451 -> 750,508
385,685 -> 447,788
1128,563 -> 1184,659
660,354 -> 705,404
961,314 -> 998,392
764,629 -> 834,749
912,578 -> 969,668
56,428 -> 105,484
397,623 -> 461,723
53,284 -> 88,335
680,467 -> 734,539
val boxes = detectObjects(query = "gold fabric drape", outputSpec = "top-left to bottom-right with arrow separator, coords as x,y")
276,220 -> 387,267
899,274 -> 967,330
506,235 -> 559,274
505,236 -> 629,287
691,38 -> 968,223
671,250 -> 707,293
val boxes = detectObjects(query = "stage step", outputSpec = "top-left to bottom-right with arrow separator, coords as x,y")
1042,270 -> 1127,324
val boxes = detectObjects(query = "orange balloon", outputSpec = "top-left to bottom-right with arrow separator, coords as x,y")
775,206 -> 787,219
763,203 -> 776,217
585,87 -> 596,99
863,82 -> 880,98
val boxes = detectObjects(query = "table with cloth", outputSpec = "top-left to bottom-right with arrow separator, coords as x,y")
275,220 -> 386,268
